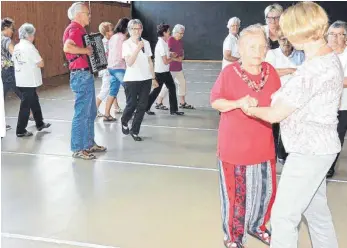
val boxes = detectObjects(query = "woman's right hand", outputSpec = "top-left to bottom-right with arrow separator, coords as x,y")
137,41 -> 144,51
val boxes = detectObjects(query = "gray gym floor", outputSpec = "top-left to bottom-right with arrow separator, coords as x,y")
2,62 -> 346,248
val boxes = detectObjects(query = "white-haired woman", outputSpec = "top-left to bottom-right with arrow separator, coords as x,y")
121,19 -> 158,141
211,24 -> 281,248
244,3 -> 342,247
156,24 -> 194,110
12,23 -> 51,137
222,17 -> 241,69
327,20 -> 347,178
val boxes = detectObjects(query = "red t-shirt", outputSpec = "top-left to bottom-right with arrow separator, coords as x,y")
63,21 -> 89,70
210,62 -> 281,165
168,36 -> 183,71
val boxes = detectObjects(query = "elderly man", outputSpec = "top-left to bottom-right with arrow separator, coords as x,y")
222,17 -> 241,69
327,20 -> 347,178
265,29 -> 305,164
63,2 -> 106,160
211,24 -> 281,248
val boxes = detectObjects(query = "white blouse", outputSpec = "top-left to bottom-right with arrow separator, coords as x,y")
272,52 -> 344,155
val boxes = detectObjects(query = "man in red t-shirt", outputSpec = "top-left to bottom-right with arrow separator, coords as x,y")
210,25 -> 280,248
63,2 -> 106,160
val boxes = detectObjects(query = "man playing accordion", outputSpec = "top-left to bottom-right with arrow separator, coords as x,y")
63,2 -> 106,160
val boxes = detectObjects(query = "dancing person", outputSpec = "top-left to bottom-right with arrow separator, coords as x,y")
63,2 -> 106,159
222,17 -> 240,69
243,3 -> 342,248
104,17 -> 129,121
121,19 -> 159,141
2,18 -> 22,130
327,20 -> 347,178
95,21 -> 114,118
156,24 -> 194,110
12,23 -> 51,137
210,24 -> 281,248
146,23 -> 184,116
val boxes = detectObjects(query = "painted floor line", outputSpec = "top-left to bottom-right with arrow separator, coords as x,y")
1,151 -> 219,172
2,151 -> 347,183
1,233 -> 120,248
5,116 -> 218,131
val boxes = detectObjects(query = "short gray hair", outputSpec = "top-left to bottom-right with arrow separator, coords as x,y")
67,2 -> 85,21
18,23 -> 36,40
264,3 -> 283,18
172,24 -> 185,35
238,24 -> 268,47
127,19 -> 143,34
227,17 -> 241,28
328,20 -> 347,35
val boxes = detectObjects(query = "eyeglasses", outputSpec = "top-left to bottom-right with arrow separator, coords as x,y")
328,33 -> 346,38
266,16 -> 280,22
81,12 -> 90,17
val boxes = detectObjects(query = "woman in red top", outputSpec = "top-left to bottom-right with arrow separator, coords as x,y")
210,24 -> 281,248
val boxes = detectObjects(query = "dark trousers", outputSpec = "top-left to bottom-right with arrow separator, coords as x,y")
16,87 -> 44,134
330,110 -> 347,171
147,72 -> 178,112
2,66 -> 22,99
272,123 -> 288,160
121,79 -> 151,135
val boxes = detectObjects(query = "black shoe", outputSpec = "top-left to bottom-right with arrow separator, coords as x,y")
327,169 -> 335,178
17,131 -> 33,137
122,123 -> 130,135
37,122 -> 51,131
170,111 -> 184,116
146,111 -> 155,115
130,131 -> 142,141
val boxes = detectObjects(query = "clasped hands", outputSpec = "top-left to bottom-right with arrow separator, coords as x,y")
238,95 -> 258,116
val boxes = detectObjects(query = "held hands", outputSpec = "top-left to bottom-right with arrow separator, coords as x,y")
238,95 -> 258,116
152,79 -> 159,88
170,52 -> 178,58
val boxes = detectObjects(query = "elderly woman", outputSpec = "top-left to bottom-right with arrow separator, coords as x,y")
210,24 -> 281,248
103,18 -> 129,121
263,4 -> 283,50
121,19 -> 158,141
2,18 -> 22,130
243,3 -> 343,248
12,23 -> 51,137
95,21 -> 114,119
265,29 -> 305,163
146,23 -> 184,116
156,24 -> 194,110
327,20 -> 347,178
222,17 -> 240,69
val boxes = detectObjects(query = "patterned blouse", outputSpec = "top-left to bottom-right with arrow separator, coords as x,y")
272,52 -> 344,155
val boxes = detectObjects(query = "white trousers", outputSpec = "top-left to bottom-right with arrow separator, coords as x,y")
97,71 -> 111,101
158,71 -> 186,98
271,153 -> 338,248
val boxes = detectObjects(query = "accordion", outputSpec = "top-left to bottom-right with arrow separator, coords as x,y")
82,33 -> 108,73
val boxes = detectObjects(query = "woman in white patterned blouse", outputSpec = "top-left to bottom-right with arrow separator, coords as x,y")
242,2 -> 343,248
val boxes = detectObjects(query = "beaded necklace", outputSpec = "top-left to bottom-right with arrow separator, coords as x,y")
233,61 -> 270,92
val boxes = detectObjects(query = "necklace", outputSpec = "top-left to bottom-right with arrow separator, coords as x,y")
233,61 -> 270,92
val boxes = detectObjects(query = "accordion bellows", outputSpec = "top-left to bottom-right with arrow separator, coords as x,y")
82,33 -> 108,73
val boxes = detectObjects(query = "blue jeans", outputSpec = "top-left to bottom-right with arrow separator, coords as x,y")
108,69 -> 125,97
70,70 -> 97,152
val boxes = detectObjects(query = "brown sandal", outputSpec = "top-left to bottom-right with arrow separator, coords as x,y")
103,115 -> 117,122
